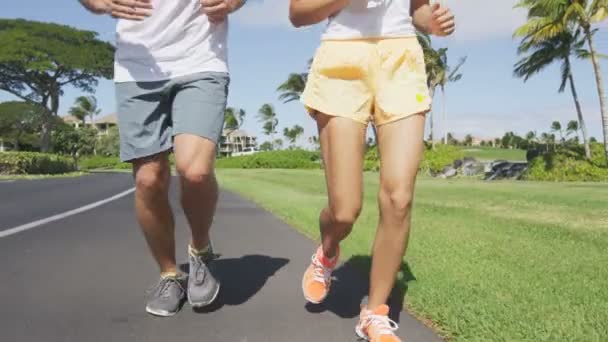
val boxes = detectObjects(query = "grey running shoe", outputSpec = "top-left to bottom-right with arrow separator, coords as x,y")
188,246 -> 220,307
145,276 -> 185,317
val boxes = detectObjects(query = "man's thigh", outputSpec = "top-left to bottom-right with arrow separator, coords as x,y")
115,80 -> 172,162
171,72 -> 230,175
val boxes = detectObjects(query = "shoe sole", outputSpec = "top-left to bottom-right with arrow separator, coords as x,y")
188,281 -> 221,308
145,306 -> 179,317
301,271 -> 328,305
355,326 -> 369,341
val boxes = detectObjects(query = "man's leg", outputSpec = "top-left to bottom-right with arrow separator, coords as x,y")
133,153 -> 176,274
302,114 -> 367,304
173,134 -> 218,252
170,72 -> 229,307
368,113 -> 426,309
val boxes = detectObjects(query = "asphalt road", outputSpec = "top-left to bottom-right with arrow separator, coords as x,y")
0,173 -> 442,342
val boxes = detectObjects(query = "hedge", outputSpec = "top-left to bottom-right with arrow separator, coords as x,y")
79,156 -> 131,171
0,152 -> 75,175
216,150 -> 321,169
525,143 -> 608,182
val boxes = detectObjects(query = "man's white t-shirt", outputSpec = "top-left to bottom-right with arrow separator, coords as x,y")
114,0 -> 228,83
322,0 -> 415,40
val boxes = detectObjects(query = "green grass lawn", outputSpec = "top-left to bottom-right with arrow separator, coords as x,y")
458,147 -> 526,161
217,169 -> 608,341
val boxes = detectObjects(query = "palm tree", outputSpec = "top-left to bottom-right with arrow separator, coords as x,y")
69,95 -> 100,125
441,56 -> 467,145
514,19 -> 592,158
551,121 -> 564,143
283,125 -> 304,147
224,107 -> 245,134
418,33 -> 446,149
464,134 -> 473,146
566,120 -> 580,139
309,135 -> 320,150
526,131 -> 537,143
515,0 -> 607,161
258,103 -> 278,149
277,59 -> 312,103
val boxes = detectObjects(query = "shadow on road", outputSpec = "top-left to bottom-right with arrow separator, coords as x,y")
180,254 -> 289,313
305,255 -> 416,322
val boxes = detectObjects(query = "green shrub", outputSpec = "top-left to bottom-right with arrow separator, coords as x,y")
79,156 -> 130,170
420,145 -> 465,174
216,150 -> 321,169
0,152 -> 75,175
526,148 -> 608,182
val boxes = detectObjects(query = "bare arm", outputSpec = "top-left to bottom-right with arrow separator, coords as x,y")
79,0 -> 110,14
411,0 -> 434,33
289,0 -> 350,28
411,0 -> 455,36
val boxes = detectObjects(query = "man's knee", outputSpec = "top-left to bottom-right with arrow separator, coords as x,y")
134,160 -> 170,194
176,163 -> 214,186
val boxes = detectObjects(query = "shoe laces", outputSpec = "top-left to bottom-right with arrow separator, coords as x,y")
154,277 -> 183,299
362,313 -> 399,337
311,254 -> 332,284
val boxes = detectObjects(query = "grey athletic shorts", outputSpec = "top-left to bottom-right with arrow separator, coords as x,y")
115,72 -> 229,162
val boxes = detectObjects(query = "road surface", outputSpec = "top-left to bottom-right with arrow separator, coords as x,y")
0,173 -> 442,342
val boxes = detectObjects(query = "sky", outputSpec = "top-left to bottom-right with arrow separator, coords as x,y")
2,0 -> 608,145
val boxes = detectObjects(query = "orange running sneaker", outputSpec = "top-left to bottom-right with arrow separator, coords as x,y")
356,304 -> 401,342
301,245 -> 339,304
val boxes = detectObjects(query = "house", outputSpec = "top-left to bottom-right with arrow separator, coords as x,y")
61,113 -> 117,136
92,113 -> 117,136
62,115 -> 85,129
218,129 -> 258,157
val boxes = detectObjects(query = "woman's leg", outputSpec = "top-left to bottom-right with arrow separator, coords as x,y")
368,113 -> 426,309
302,113 -> 367,304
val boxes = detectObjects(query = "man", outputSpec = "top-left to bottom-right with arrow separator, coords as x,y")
79,0 -> 245,316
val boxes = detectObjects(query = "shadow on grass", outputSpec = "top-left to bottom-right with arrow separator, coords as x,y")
305,255 -> 416,322
179,254 -> 289,313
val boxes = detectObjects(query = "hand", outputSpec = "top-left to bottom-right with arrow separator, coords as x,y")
201,0 -> 237,24
429,3 -> 455,37
108,0 -> 153,21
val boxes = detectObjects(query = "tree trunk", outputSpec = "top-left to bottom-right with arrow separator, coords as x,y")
40,91 -> 60,153
429,87 -> 435,149
40,118 -> 52,153
566,59 -> 591,160
442,87 -> 447,145
584,27 -> 608,163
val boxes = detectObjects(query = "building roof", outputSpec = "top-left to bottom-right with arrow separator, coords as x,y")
222,129 -> 256,137
62,115 -> 81,123
93,113 -> 118,124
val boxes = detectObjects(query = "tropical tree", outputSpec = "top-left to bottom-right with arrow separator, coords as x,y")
69,95 -> 100,125
259,141 -> 273,151
273,138 -> 284,150
52,123 -> 97,167
283,125 -> 304,147
0,101 -> 41,151
0,19 -> 114,151
514,21 -> 592,159
440,56 -> 467,144
566,119 -> 580,139
309,135 -> 320,151
551,121 -> 564,142
418,33 -> 444,148
257,103 -> 278,149
515,0 -> 607,161
277,59 -> 312,103
463,134 -> 474,146
224,107 -> 245,133
526,131 -> 537,143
